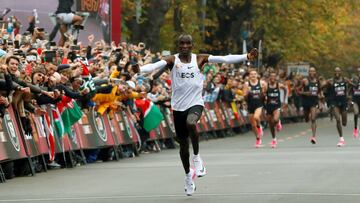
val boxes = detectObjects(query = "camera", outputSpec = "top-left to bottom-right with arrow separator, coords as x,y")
44,51 -> 56,63
70,45 -> 80,51
138,42 -> 145,49
26,55 -> 37,62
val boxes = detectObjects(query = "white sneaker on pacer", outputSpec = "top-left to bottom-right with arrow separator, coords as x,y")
184,168 -> 196,196
193,154 -> 207,177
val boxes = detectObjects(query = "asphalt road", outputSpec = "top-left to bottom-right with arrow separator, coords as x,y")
1,116 -> 360,203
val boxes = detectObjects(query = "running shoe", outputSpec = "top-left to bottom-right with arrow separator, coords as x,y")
271,139 -> 277,148
276,120 -> 283,132
310,136 -> 317,144
257,126 -> 263,138
184,168 -> 196,196
337,137 -> 345,147
255,139 -> 262,148
353,128 -> 358,139
193,155 -> 207,177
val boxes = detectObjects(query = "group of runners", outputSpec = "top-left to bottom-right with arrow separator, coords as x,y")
245,66 -> 360,149
140,34 -> 359,196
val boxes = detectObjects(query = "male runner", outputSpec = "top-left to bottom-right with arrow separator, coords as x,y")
298,67 -> 321,144
323,67 -> 348,146
140,34 -> 257,196
348,67 -> 360,138
265,71 -> 287,148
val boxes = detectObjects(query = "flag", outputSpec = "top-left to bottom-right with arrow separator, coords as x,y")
44,112 -> 55,161
231,102 -> 239,120
57,96 -> 83,135
135,99 -> 164,132
52,109 -> 64,138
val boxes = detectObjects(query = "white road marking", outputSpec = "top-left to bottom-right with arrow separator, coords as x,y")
2,192 -> 360,202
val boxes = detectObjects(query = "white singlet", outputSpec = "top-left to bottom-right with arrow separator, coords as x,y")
171,53 -> 204,111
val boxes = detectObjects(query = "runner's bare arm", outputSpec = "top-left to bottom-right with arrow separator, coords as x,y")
260,80 -> 267,93
279,83 -> 288,101
320,78 -> 332,89
140,55 -> 175,74
298,78 -> 311,96
197,48 -> 258,71
345,77 -> 354,86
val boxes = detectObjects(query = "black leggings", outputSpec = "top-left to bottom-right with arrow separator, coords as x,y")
173,105 -> 203,174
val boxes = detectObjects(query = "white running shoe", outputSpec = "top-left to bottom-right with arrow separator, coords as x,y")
184,168 -> 196,196
193,154 -> 207,177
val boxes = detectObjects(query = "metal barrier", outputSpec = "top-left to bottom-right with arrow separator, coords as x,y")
0,101 -> 326,182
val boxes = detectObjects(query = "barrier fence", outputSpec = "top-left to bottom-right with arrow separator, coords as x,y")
0,101 -> 327,182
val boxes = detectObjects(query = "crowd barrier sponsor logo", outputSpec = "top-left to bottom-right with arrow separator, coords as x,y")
78,0 -> 101,13
4,114 -> 20,152
70,128 -> 79,145
164,108 -> 175,133
115,112 -> 133,145
123,113 -> 133,139
92,110 -> 107,142
209,109 -> 217,122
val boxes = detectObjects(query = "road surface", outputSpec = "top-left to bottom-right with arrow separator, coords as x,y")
1,116 -> 360,203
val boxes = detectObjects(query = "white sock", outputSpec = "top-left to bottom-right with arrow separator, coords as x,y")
193,154 -> 200,159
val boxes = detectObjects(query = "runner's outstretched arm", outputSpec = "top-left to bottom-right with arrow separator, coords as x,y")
140,56 -> 175,74
197,48 -> 258,70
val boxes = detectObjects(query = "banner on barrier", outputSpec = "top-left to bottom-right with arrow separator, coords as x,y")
114,111 -> 134,145
108,114 -> 125,145
74,108 -> 115,148
0,107 -> 27,161
29,115 -> 50,155
124,109 -> 140,143
158,106 -> 175,139
0,101 -> 311,163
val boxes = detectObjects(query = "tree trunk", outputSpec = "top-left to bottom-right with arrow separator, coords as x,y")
125,0 -> 172,51
173,0 -> 183,33
207,0 -> 252,53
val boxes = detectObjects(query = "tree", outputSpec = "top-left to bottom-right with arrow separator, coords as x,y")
159,0 -> 206,52
251,0 -> 360,74
122,0 -> 360,74
122,0 -> 172,51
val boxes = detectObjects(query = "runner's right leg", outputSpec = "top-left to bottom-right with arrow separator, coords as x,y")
251,107 -> 263,148
353,102 -> 359,138
334,106 -> 345,147
173,110 -> 195,196
267,114 -> 275,139
304,108 -> 315,144
310,106 -> 317,139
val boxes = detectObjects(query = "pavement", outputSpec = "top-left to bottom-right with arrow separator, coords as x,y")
1,116 -> 360,203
